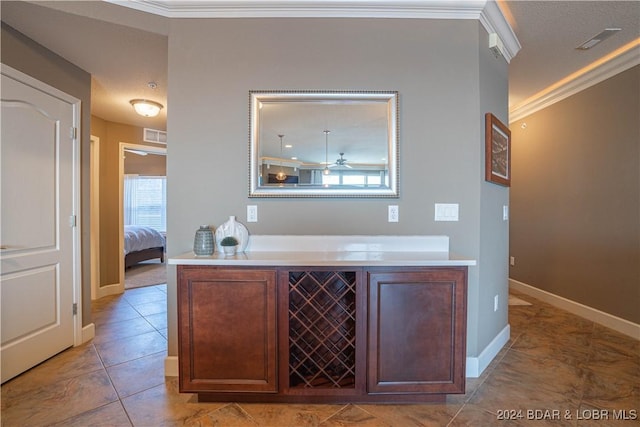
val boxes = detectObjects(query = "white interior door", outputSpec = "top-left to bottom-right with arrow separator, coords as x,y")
1,65 -> 80,383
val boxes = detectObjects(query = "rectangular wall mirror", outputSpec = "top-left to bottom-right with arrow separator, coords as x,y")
249,90 -> 399,198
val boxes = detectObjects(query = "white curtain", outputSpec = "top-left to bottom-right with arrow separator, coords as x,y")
124,174 -> 138,226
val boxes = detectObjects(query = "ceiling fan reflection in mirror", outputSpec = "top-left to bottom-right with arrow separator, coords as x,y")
329,153 -> 352,169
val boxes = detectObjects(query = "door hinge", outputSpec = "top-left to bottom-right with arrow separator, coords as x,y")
69,215 -> 77,227
73,303 -> 78,316
70,127 -> 77,140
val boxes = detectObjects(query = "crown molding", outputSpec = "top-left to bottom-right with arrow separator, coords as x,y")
108,0 -> 486,18
106,0 -> 487,19
509,42 -> 640,123
478,0 -> 520,63
106,0 -> 520,59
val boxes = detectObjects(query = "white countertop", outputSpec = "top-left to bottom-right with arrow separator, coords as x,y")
169,235 -> 476,267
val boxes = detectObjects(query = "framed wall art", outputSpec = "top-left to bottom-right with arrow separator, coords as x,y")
485,113 -> 511,187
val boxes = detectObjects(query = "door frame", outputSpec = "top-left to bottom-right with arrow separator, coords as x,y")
90,134 -> 123,299
0,63 -> 83,347
118,142 -> 167,290
90,135 -> 101,300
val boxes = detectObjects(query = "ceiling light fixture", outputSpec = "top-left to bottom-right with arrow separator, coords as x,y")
130,99 -> 164,117
323,130 -> 331,175
275,134 -> 287,182
576,28 -> 621,50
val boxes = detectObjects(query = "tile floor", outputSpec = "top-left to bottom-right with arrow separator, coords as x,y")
1,285 -> 638,426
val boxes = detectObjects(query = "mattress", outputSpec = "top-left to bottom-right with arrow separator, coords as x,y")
124,225 -> 165,255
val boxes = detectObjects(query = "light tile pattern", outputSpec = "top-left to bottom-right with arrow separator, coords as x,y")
2,285 -> 638,426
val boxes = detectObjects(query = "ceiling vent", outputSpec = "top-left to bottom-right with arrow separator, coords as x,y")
576,28 -> 621,50
144,128 -> 167,144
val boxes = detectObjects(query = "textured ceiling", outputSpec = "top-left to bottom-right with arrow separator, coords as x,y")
504,0 -> 640,108
2,1 -> 169,129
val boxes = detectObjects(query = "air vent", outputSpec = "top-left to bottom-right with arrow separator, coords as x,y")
576,28 -> 621,50
143,128 -> 167,144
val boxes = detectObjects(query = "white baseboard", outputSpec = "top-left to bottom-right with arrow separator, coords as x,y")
165,356 -> 179,377
466,324 -> 510,378
81,323 -> 95,344
509,278 -> 640,340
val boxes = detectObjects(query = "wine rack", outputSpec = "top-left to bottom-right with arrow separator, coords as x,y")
288,271 -> 357,389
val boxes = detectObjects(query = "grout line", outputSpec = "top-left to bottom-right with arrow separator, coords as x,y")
446,403 -> 468,426
318,404 -> 351,424
232,402 -> 260,424
96,288 -> 167,427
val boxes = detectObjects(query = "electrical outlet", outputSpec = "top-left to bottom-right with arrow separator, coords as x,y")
247,205 -> 258,222
494,295 -> 499,312
510,256 -> 515,266
388,205 -> 399,222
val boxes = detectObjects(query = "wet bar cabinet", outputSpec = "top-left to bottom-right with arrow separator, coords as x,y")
170,235 -> 475,403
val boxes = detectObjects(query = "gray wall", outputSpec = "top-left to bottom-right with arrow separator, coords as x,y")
510,65 -> 640,324
1,22 -> 93,326
166,18 -> 510,359
477,26 -> 510,349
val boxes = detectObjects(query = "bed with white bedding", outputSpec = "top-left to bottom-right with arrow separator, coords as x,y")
124,225 -> 166,268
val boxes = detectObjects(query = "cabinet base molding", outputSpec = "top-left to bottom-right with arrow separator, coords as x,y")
197,392 -> 446,404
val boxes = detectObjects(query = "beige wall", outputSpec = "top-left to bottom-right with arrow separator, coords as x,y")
166,18 -> 510,358
90,116 -> 166,286
510,65 -> 640,324
1,22 -> 93,326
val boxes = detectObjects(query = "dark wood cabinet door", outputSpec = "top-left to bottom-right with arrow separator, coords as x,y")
178,266 -> 277,393
367,268 -> 467,394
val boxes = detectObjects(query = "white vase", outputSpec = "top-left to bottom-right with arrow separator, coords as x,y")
222,245 -> 237,256
215,216 -> 249,253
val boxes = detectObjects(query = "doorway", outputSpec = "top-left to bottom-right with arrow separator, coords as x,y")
119,143 -> 167,291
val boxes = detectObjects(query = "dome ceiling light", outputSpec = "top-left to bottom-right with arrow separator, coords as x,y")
130,82 -> 164,117
130,99 -> 164,117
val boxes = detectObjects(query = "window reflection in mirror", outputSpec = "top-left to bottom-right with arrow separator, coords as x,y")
249,91 -> 398,198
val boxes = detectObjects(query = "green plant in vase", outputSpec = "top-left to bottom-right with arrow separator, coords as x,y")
220,236 -> 239,256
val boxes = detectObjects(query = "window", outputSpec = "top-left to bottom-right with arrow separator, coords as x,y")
321,170 -> 387,187
124,175 -> 166,232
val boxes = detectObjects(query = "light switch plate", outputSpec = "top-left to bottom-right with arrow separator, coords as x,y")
435,203 -> 459,221
503,205 -> 509,221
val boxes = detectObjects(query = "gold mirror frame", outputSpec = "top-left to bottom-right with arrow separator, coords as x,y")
249,90 -> 399,198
